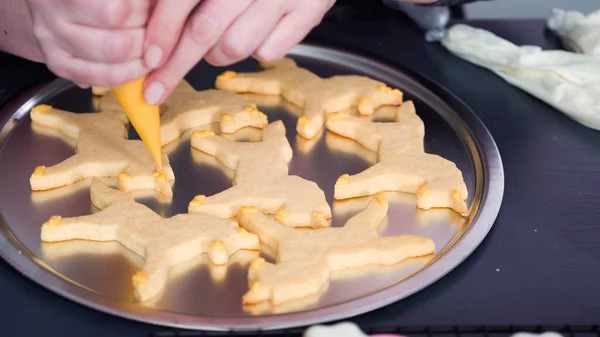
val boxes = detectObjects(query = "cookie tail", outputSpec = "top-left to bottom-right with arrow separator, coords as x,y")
237,207 -> 286,249
190,131 -> 240,171
331,235 -> 435,270
343,193 -> 389,231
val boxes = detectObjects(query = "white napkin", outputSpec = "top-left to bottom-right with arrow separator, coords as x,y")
547,9 -> 600,56
441,24 -> 600,131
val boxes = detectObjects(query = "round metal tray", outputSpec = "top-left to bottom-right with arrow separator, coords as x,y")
0,44 -> 504,331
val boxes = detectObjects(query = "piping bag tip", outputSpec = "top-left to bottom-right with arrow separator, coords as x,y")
112,77 -> 163,170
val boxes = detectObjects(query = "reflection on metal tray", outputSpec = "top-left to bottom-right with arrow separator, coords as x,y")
0,44 -> 504,330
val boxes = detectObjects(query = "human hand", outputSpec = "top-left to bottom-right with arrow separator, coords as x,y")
141,0 -> 336,105
25,0 -> 152,88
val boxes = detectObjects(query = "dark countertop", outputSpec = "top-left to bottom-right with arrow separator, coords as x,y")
2,13 -> 600,337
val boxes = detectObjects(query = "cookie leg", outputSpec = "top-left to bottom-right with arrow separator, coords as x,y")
133,248 -> 170,302
243,259 -> 330,305
296,106 -> 326,140
134,236 -> 220,302
30,154 -> 127,191
40,211 -> 120,243
417,178 -> 469,215
116,168 -> 174,197
334,161 -> 419,200
237,207 -> 289,250
270,176 -> 331,228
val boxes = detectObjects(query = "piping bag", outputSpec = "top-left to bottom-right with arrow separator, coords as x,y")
112,77 -> 163,169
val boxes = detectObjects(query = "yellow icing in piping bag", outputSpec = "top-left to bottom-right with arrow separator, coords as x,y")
112,77 -> 162,169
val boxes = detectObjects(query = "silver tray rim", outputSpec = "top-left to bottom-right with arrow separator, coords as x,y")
0,44 -> 504,331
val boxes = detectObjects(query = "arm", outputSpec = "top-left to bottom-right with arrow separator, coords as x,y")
0,0 -> 44,62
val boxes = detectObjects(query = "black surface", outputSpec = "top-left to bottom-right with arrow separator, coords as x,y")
1,15 -> 600,337
151,325 -> 600,336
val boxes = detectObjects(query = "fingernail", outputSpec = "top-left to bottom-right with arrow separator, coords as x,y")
144,81 -> 165,105
145,45 -> 163,69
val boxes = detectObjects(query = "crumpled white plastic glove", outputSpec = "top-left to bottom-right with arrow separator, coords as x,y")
547,9 -> 600,56
441,24 -> 600,131
303,322 -> 369,337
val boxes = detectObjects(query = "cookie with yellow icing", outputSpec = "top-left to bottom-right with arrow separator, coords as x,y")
189,121 -> 331,228
98,81 -> 269,146
215,58 -> 403,139
40,179 -> 260,302
238,193 -> 435,305
29,104 -> 174,196
327,101 -> 468,215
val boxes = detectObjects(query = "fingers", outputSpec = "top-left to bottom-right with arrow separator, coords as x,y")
25,0 -> 153,88
203,0 -> 286,66
143,0 -> 200,69
143,0 -> 253,105
254,1 -> 334,61
45,48 -> 148,87
67,0 -> 153,28
56,21 -> 145,63
74,83 -> 91,89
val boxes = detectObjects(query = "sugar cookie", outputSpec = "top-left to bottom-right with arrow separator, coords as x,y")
238,193 -> 435,305
327,102 -> 468,214
29,105 -> 175,196
189,121 -> 331,228
40,179 -> 260,302
216,58 -> 322,108
98,81 -> 269,145
215,58 -> 404,139
327,101 -> 424,159
297,75 -> 404,138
